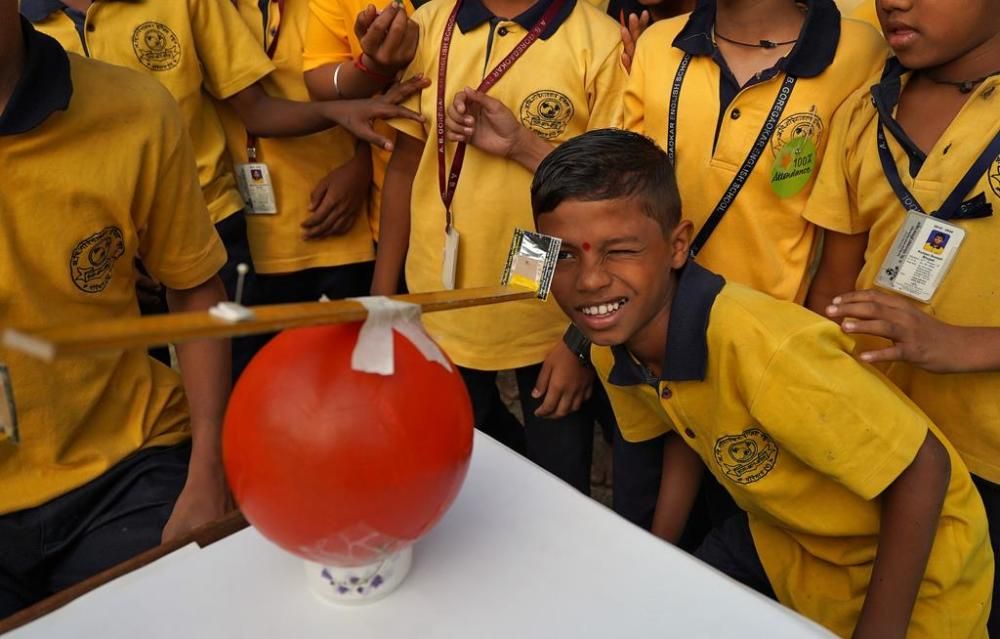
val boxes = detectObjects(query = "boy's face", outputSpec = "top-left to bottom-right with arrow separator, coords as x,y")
878,0 -> 1000,69
537,197 -> 692,347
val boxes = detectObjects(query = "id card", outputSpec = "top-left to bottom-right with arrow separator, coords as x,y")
442,225 -> 460,290
0,364 -> 19,445
875,211 -> 965,302
235,163 -> 277,215
501,229 -> 562,300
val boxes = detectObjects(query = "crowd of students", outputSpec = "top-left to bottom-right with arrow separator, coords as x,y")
0,0 -> 998,635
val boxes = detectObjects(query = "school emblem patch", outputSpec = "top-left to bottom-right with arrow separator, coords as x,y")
70,227 -> 126,294
132,22 -> 181,72
988,154 -> 1000,199
770,106 -> 824,198
520,91 -> 574,140
713,428 -> 778,485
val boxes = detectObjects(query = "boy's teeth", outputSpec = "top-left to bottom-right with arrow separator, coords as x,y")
582,299 -> 626,316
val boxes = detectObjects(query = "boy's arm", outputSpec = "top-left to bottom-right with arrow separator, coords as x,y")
804,230 -> 868,315
161,275 -> 232,542
827,290 -> 1000,373
371,130 -> 423,295
651,432 -> 704,544
853,431 -> 950,639
304,3 -> 417,101
226,79 -> 424,149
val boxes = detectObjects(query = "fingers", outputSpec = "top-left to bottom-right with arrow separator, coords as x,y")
621,51 -> 633,73
380,74 -> 429,103
841,318 -> 899,342
308,176 -> 328,212
532,359 -> 552,402
354,4 -> 378,41
376,8 -> 408,64
463,88 -> 504,113
446,95 -> 474,141
359,4 -> 399,55
856,344 -> 905,365
401,19 -> 419,64
376,101 -> 424,123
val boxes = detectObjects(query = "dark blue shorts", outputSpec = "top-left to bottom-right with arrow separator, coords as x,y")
0,442 -> 190,619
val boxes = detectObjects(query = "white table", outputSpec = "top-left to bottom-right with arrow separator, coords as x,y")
10,434 -> 832,638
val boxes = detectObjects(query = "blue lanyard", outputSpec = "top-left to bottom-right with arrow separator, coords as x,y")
872,89 -> 1000,221
668,53 -> 798,258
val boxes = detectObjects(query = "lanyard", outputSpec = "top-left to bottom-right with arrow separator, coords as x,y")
874,105 -> 1000,221
436,0 -> 567,229
667,53 -> 798,258
246,0 -> 285,161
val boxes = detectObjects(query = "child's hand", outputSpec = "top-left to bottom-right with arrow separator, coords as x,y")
322,75 -> 428,150
826,289 -> 966,373
445,88 -> 527,158
355,2 -> 419,77
302,151 -> 373,240
532,340 -> 594,419
620,11 -> 650,74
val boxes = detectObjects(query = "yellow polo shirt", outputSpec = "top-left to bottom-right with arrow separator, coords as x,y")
303,0 -> 416,241
389,0 -> 625,370
624,0 -> 886,302
25,0 -> 276,224
805,61 -> 1000,484
849,1 -> 880,31
0,22 -> 227,513
219,0 -> 374,274
591,262 -> 992,638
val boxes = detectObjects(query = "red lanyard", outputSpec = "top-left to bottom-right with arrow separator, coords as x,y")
246,0 -> 285,161
436,0 -> 567,228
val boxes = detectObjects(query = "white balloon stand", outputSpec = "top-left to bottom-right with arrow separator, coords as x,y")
305,546 -> 413,605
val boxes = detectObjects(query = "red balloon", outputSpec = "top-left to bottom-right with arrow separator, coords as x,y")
223,322 -> 474,566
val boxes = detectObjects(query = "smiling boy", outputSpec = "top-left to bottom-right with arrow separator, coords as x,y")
531,129 -> 992,638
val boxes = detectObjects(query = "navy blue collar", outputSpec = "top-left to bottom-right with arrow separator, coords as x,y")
19,0 -> 65,23
456,0 -> 577,40
21,0 -> 138,23
608,261 -> 725,386
870,57 -> 926,177
672,0 -> 841,79
0,17 -> 72,136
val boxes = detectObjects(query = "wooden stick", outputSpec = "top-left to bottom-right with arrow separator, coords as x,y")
0,511 -> 249,634
3,286 -> 536,361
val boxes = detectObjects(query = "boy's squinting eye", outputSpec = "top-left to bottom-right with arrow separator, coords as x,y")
557,250 -> 575,261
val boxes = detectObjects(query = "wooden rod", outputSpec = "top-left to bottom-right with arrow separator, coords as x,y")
3,286 -> 536,361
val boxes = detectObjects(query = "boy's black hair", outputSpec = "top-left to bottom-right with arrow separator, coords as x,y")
530,129 -> 681,234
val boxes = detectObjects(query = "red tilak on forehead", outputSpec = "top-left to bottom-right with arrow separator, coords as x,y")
582,242 -> 591,252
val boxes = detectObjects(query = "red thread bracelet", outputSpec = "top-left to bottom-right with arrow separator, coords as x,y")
354,55 -> 394,82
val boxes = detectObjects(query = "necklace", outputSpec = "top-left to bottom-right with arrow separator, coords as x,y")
924,69 -> 1000,94
714,31 -> 797,49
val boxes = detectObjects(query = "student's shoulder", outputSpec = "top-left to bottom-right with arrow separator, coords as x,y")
835,17 -> 889,70
566,0 -> 624,37
711,283 -> 846,353
67,54 -> 184,132
633,14 -> 689,59
410,0 -> 458,31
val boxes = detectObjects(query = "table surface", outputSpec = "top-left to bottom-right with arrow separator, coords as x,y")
10,434 -> 833,639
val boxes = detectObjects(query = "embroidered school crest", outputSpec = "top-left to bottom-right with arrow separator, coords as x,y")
132,22 -> 181,71
520,91 -> 574,140
70,227 -> 126,294
989,154 -> 1000,199
771,107 -> 824,155
713,428 -> 778,485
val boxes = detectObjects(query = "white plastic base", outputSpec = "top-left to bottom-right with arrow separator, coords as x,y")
305,546 -> 412,605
